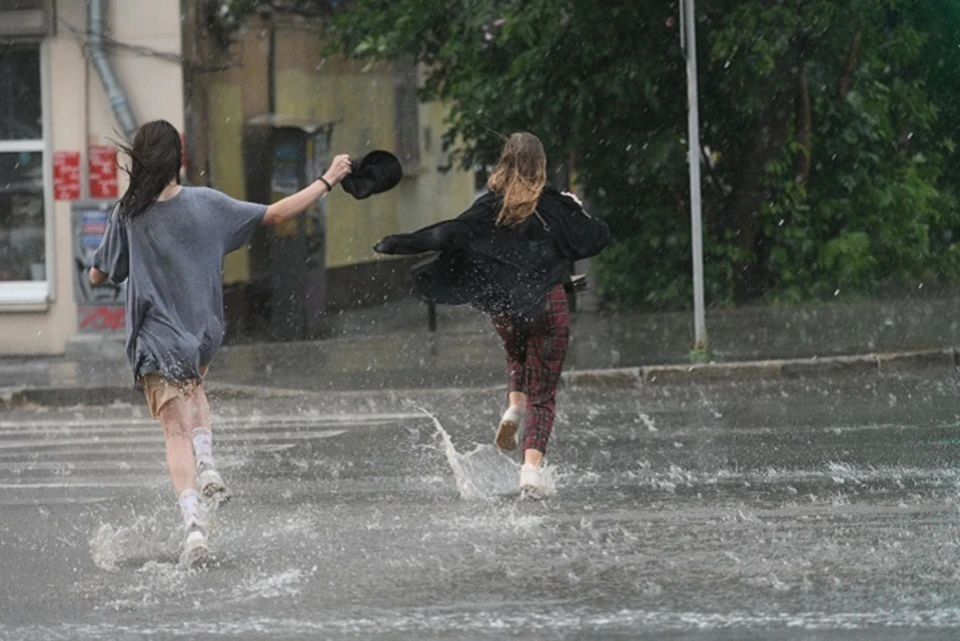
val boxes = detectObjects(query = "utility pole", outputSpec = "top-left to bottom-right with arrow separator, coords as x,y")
680,0 -> 707,351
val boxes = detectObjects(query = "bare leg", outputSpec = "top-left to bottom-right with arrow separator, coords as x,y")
523,448 -> 543,468
189,368 -> 213,469
189,383 -> 231,503
158,396 -> 197,495
508,391 -> 527,410
156,385 -> 212,566
187,384 -> 212,434
189,387 -> 213,466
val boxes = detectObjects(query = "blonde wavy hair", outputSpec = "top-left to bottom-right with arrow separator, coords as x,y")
487,132 -> 547,227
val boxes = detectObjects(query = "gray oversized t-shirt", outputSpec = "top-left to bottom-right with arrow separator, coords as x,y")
92,187 -> 266,385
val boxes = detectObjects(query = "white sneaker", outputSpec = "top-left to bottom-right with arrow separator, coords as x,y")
495,406 -> 522,451
197,464 -> 231,505
179,525 -> 211,569
520,463 -> 547,496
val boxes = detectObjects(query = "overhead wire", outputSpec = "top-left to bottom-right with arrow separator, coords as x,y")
58,17 -> 183,65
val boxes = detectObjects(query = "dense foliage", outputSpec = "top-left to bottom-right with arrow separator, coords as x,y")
228,0 -> 960,308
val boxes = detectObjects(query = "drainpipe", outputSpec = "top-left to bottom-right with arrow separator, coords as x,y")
88,0 -> 138,139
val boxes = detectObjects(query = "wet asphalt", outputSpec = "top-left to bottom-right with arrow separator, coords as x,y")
0,371 -> 959,640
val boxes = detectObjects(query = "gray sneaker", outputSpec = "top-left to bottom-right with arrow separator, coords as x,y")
197,464 -> 231,505
179,525 -> 211,569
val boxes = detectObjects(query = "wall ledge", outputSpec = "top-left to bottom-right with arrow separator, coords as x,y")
0,301 -> 51,314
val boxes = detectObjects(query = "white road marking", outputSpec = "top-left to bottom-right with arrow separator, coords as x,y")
0,413 -> 428,502
0,412 -> 424,431
0,429 -> 350,450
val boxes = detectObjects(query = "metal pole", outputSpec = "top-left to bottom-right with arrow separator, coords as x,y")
681,0 -> 707,350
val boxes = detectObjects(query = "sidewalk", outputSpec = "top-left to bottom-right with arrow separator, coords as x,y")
1,294 -> 957,408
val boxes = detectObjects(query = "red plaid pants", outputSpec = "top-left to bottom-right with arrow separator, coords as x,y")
491,285 -> 570,454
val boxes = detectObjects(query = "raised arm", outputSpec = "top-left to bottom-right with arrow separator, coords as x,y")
262,154 -> 353,227
373,194 -> 495,255
374,220 -> 474,255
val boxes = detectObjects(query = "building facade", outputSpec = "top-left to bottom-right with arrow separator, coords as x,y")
183,7 -> 476,338
0,1 -> 474,355
0,0 -> 184,355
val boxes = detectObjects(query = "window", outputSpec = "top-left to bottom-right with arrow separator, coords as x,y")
0,1 -> 55,40
0,43 -> 46,303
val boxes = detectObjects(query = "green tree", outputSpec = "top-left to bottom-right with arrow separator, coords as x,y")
706,0 -> 960,303
324,0 -> 960,308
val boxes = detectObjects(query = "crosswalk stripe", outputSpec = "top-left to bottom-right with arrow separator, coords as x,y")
0,412 -> 424,431
0,481 -> 167,489
0,443 -> 297,461
0,429 -> 352,450
0,421 -> 399,439
0,413 -> 422,500
0,443 -> 301,471
0,496 -> 114,505
0,460 -> 164,471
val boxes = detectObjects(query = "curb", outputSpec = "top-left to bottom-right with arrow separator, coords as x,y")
560,348 -> 958,389
1,348 -> 956,408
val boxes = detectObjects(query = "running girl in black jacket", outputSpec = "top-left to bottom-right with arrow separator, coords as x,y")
374,132 -> 610,494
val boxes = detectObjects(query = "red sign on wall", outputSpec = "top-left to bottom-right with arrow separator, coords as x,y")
79,305 -> 126,332
53,151 -> 81,201
89,145 -> 119,199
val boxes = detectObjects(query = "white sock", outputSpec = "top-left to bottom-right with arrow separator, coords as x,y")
191,427 -> 214,468
178,488 -> 201,529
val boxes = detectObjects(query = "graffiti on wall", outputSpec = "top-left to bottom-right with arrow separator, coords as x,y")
78,305 -> 125,331
72,204 -> 125,334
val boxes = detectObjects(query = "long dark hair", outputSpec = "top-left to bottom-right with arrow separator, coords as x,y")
486,132 -> 547,227
117,120 -> 182,220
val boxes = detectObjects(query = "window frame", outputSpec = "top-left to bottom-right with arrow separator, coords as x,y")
0,0 -> 55,40
0,39 -> 51,306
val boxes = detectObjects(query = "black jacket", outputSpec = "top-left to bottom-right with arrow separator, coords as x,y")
374,186 -> 611,318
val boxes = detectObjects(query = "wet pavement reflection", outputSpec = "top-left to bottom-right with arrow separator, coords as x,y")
0,372 -> 958,640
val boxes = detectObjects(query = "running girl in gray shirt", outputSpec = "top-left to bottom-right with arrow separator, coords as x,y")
90,119 -> 352,567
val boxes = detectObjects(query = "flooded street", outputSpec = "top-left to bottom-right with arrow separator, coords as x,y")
2,1 -> 959,639
1,372 -> 959,640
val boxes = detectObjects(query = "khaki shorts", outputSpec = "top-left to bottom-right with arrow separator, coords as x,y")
140,366 -> 209,419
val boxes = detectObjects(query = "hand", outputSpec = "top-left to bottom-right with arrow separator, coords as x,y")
88,266 -> 109,286
322,154 -> 352,187
373,237 -> 397,254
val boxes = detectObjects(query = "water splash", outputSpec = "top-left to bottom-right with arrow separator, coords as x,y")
638,412 -> 658,432
419,407 -> 531,500
232,568 -> 305,600
420,407 -> 483,499
89,514 -> 180,571
98,561 -> 186,611
89,500 -> 223,571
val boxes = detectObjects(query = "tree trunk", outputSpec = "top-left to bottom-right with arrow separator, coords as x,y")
795,59 -> 812,186
838,29 -> 861,100
727,65 -> 799,302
